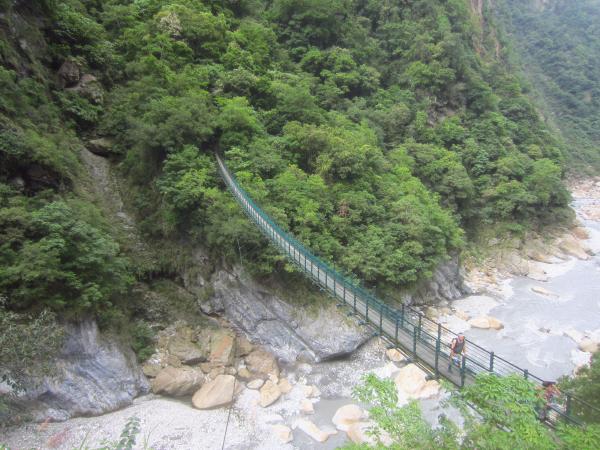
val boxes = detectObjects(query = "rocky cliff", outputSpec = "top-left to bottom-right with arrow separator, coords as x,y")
15,321 -> 148,422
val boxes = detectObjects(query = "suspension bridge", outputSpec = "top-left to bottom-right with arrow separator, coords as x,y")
216,154 -> 598,427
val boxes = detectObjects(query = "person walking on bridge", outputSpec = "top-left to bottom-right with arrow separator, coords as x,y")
448,333 -> 466,373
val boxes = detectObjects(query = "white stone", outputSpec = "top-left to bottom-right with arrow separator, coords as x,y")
259,380 -> 281,407
295,419 -> 329,443
386,348 -> 405,362
454,309 -> 470,321
246,379 -> 264,390
300,399 -> 314,414
151,367 -> 204,397
346,421 -> 392,446
527,263 -> 548,282
419,380 -> 441,399
578,338 -> 599,354
272,424 -> 293,444
531,286 -> 559,298
394,364 -> 427,396
469,316 -> 491,329
303,385 -> 321,398
332,404 -> 364,431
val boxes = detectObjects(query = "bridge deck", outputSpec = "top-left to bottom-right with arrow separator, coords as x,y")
216,154 -> 596,426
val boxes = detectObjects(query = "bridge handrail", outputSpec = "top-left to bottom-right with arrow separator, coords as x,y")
216,154 -> 599,426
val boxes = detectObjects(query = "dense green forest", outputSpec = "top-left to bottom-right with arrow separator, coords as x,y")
1,0 -> 600,443
497,0 -> 600,170
0,0 -> 571,317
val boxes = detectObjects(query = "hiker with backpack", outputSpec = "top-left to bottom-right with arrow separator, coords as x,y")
448,333 -> 466,372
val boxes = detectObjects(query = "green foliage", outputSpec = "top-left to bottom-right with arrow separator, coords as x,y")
0,298 -> 64,391
350,373 -> 459,448
349,373 -> 600,450
0,196 -> 132,316
51,2 -> 115,69
84,0 -> 571,294
130,321 -> 155,363
87,416 -> 142,450
2,0 -> 576,326
0,298 -> 64,424
560,353 -> 600,423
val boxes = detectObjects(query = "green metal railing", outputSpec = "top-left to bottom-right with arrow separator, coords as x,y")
216,154 -> 598,426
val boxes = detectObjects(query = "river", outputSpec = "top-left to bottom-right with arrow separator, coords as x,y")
459,190 -> 600,381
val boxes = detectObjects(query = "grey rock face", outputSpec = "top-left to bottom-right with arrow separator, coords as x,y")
411,256 -> 470,305
205,268 -> 372,363
87,137 -> 113,157
21,320 -> 149,422
57,60 -> 80,87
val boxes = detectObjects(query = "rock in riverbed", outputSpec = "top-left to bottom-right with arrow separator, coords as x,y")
469,316 -> 504,330
531,286 -> 560,298
295,419 -> 333,443
272,424 -> 293,444
332,404 -> 365,431
192,374 -> 237,409
259,380 -> 281,407
151,367 -> 204,397
394,364 -> 440,401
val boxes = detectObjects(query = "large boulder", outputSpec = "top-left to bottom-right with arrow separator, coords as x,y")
235,335 -> 254,357
469,316 -> 503,330
300,399 -> 314,414
151,367 -> 204,397
192,374 -> 237,409
246,379 -> 264,390
527,263 -> 548,282
332,404 -> 365,431
277,378 -> 293,394
347,421 -> 392,446
386,348 -> 405,362
346,422 -> 375,445
394,364 -> 427,397
394,363 -> 440,401
15,320 -> 149,422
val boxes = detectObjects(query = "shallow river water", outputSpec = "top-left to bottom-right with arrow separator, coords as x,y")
462,196 -> 600,381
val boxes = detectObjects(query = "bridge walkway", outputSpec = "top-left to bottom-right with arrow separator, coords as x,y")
216,154 -> 597,426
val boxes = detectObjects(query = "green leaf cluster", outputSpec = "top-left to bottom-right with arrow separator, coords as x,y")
348,373 -> 600,450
